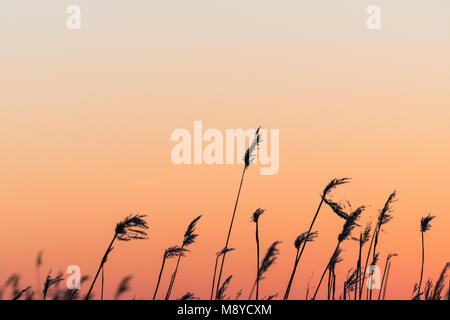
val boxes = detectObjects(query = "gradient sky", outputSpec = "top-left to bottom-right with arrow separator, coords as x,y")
0,1 -> 449,300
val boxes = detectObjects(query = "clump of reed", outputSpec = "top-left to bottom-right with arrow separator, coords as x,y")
351,222 -> 371,299
284,177 -> 351,300
360,191 -> 396,300
214,127 -> 261,300
165,215 -> 202,300
85,214 -> 149,300
211,247 -> 235,300
378,253 -> 397,300
312,205 -> 365,299
153,246 -> 188,300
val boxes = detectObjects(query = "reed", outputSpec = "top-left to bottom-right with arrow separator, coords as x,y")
217,275 -> 232,300
352,222 -> 371,300
431,262 -> 449,300
85,214 -> 148,300
43,271 -> 64,300
179,292 -> 199,300
165,215 -> 202,300
115,275 -> 132,299
378,253 -> 397,300
153,246 -> 187,300
418,213 -> 436,296
312,205 -> 364,299
248,241 -> 281,299
250,208 -> 265,300
214,127 -> 261,300
210,247 -> 235,300
283,177 -> 350,300
360,191 -> 396,300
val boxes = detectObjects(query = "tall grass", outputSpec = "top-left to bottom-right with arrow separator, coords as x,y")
283,177 -> 351,300
165,215 -> 202,300
250,208 -> 265,300
418,213 -> 436,297
378,253 -> 397,300
43,271 -> 64,300
153,246 -> 187,300
360,191 -> 396,300
248,241 -> 281,299
214,127 -> 261,300
312,205 -> 365,299
210,247 -> 235,300
352,222 -> 371,300
85,214 -> 148,300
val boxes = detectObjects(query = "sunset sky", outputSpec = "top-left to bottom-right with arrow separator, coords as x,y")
0,1 -> 449,300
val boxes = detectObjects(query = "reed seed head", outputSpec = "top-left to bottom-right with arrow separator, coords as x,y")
251,208 -> 265,223
244,127 -> 262,168
377,191 -> 396,228
338,206 -> 365,242
322,178 -> 351,199
294,231 -> 318,249
324,197 -> 350,220
115,214 -> 149,241
183,215 -> 202,247
420,213 -> 436,232
258,241 -> 281,281
164,246 -> 189,259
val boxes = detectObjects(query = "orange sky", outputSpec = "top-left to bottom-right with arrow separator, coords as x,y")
0,1 -> 449,300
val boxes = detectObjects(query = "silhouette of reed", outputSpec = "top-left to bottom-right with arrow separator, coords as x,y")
248,241 -> 281,299
418,213 -> 436,296
360,191 -> 396,300
43,271 -> 64,300
378,253 -> 397,300
217,275 -> 232,300
352,222 -> 371,300
179,292 -> 199,300
284,177 -> 351,300
153,246 -> 187,300
165,215 -> 202,300
312,205 -> 365,299
115,275 -> 132,299
432,262 -> 449,300
12,286 -> 31,300
85,214 -> 148,300
210,247 -> 235,300
250,208 -> 265,300
214,127 -> 261,300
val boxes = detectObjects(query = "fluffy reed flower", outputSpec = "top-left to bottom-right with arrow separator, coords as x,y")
179,292 -> 199,300
432,262 -> 449,300
43,271 -> 64,300
338,206 -> 365,243
165,215 -> 202,300
153,246 -> 188,300
12,286 -> 31,300
257,241 -> 281,282
251,208 -> 265,223
294,231 -> 318,249
217,275 -> 232,300
115,214 -> 149,241
323,198 -> 350,220
244,127 -> 262,168
420,214 -> 436,232
322,178 -> 351,199
115,275 -> 132,299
